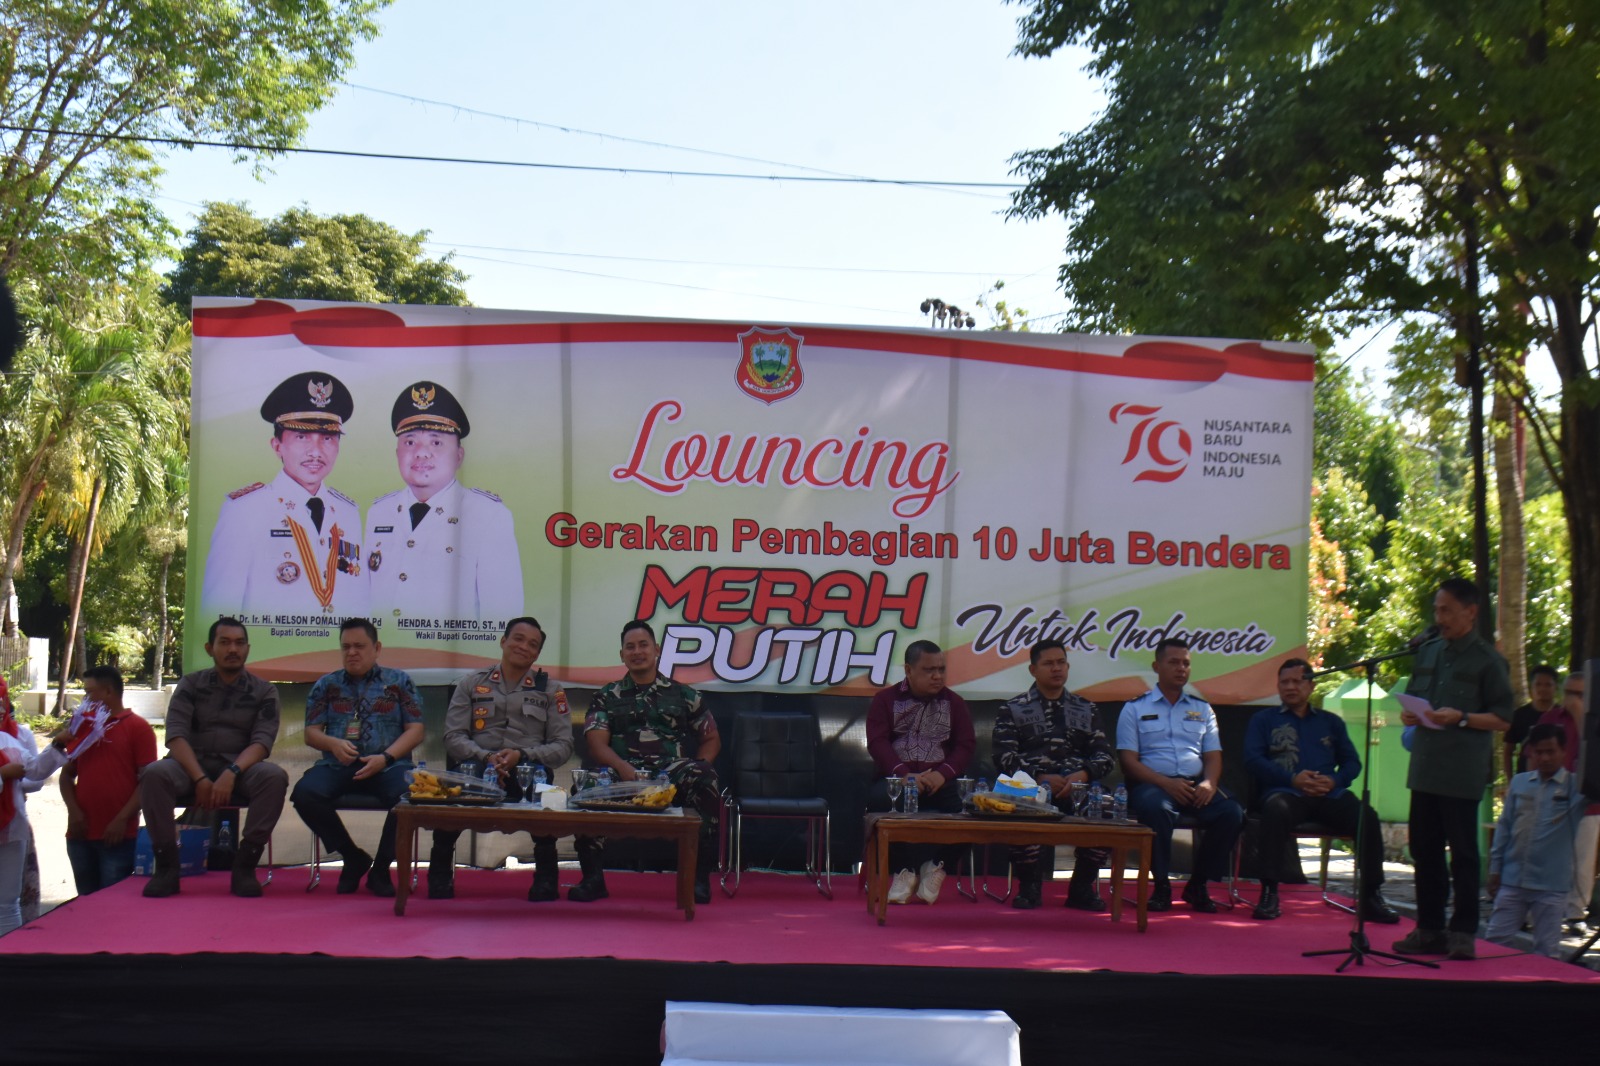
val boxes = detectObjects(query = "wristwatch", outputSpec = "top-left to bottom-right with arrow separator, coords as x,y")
226,762 -> 244,776
382,752 -> 397,767
1456,714 -> 1471,730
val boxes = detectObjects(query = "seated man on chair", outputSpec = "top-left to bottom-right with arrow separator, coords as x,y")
430,616 -> 573,901
572,620 -> 720,905
290,618 -> 424,897
1242,658 -> 1398,923
1115,637 -> 1243,912
993,638 -> 1115,910
867,640 -> 976,905
140,617 -> 288,898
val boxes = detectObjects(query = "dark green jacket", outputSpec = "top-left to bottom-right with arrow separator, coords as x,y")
1405,632 -> 1513,799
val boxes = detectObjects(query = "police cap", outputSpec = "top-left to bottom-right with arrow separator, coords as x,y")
392,380 -> 470,438
260,371 -> 353,433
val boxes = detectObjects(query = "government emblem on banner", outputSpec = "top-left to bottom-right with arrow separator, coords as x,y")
735,327 -> 804,404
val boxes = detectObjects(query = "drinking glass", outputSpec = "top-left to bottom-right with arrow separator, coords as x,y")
458,760 -> 481,784
1069,780 -> 1088,817
514,764 -> 535,804
957,777 -> 975,803
885,775 -> 904,814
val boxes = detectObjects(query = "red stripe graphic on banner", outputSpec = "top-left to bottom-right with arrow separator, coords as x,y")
193,301 -> 1314,383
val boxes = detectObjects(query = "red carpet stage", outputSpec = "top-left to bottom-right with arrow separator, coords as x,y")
7,871 -> 1596,1063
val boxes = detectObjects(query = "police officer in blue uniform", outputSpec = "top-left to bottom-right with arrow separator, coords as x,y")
201,371 -> 367,621
1115,637 -> 1243,912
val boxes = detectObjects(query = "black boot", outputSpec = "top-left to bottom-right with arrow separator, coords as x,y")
143,844 -> 182,898
1065,863 -> 1106,912
230,842 -> 265,898
568,845 -> 608,902
529,839 -> 560,902
427,838 -> 456,899
1011,862 -> 1043,910
1253,881 -> 1281,920
693,844 -> 715,905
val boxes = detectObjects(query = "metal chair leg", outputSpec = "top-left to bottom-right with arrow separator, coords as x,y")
719,804 -> 743,898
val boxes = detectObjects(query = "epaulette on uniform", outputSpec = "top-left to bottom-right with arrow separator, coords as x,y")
370,488 -> 407,508
326,486 -> 357,507
228,482 -> 266,500
470,487 -> 503,503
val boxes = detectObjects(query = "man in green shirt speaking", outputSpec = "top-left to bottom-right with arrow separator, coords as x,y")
1393,578 -> 1513,961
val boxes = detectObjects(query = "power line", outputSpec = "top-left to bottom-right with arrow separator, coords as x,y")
445,251 -> 918,316
423,240 -> 1024,277
0,123 -> 1022,189
342,83 -> 1010,202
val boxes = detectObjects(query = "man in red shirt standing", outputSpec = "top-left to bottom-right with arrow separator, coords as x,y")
58,666 -> 157,895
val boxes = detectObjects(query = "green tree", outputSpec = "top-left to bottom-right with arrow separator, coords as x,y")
1007,0 -> 1600,658
0,0 -> 391,298
163,202 -> 470,307
0,312 -> 182,642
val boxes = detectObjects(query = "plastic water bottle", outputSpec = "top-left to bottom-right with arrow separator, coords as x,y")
218,822 -> 233,851
976,778 -> 989,794
656,769 -> 671,784
1088,782 -> 1103,819
1113,783 -> 1128,821
483,761 -> 499,791
415,759 -> 427,773
597,768 -> 613,788
532,765 -> 548,788
904,775 -> 919,814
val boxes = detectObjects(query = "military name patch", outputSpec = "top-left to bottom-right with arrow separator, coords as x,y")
271,529 -> 292,537
376,526 -> 394,533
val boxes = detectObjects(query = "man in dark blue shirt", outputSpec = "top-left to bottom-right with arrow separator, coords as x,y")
1242,658 -> 1397,923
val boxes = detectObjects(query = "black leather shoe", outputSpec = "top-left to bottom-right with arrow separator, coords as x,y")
1182,879 -> 1218,914
1360,891 -> 1400,925
528,878 -> 560,902
1147,881 -> 1172,912
694,872 -> 712,905
337,850 -> 373,895
1252,883 -> 1280,920
366,870 -> 396,898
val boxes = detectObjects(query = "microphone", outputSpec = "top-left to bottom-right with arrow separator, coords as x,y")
1407,624 -> 1441,650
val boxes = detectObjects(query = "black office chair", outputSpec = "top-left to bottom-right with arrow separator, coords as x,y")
720,710 -> 831,899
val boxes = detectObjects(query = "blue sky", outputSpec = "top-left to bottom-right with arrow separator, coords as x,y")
154,1 -> 1101,330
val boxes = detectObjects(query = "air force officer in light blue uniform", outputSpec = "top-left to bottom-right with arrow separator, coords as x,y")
1115,636 -> 1243,913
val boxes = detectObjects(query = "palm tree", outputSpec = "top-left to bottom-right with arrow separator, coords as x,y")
0,315 -> 181,674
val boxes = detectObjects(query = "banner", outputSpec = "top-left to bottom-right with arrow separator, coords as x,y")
186,299 -> 1314,702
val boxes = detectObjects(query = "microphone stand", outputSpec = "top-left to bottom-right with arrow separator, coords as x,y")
1302,644 -> 1438,972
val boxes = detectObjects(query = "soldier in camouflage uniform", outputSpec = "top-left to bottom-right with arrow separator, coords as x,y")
992,638 -> 1115,911
572,620 -> 722,904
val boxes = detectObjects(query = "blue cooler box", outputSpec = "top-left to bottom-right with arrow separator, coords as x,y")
134,826 -> 210,877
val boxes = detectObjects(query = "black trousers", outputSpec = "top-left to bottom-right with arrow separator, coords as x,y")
1256,790 -> 1385,893
1410,790 -> 1482,933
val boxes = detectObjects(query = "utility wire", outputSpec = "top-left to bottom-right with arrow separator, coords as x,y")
342,83 -> 1010,201
423,240 -> 1023,277
0,123 -> 1022,189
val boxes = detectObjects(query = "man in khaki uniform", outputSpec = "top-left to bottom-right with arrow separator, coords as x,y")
428,617 -> 573,900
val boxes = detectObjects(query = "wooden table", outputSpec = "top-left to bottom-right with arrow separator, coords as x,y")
393,801 -> 701,920
863,813 -> 1154,930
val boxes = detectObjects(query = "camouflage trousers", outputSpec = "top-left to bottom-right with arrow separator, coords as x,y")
576,758 -> 721,872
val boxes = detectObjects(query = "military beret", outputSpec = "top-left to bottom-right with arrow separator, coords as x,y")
392,380 -> 470,438
260,371 -> 353,433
